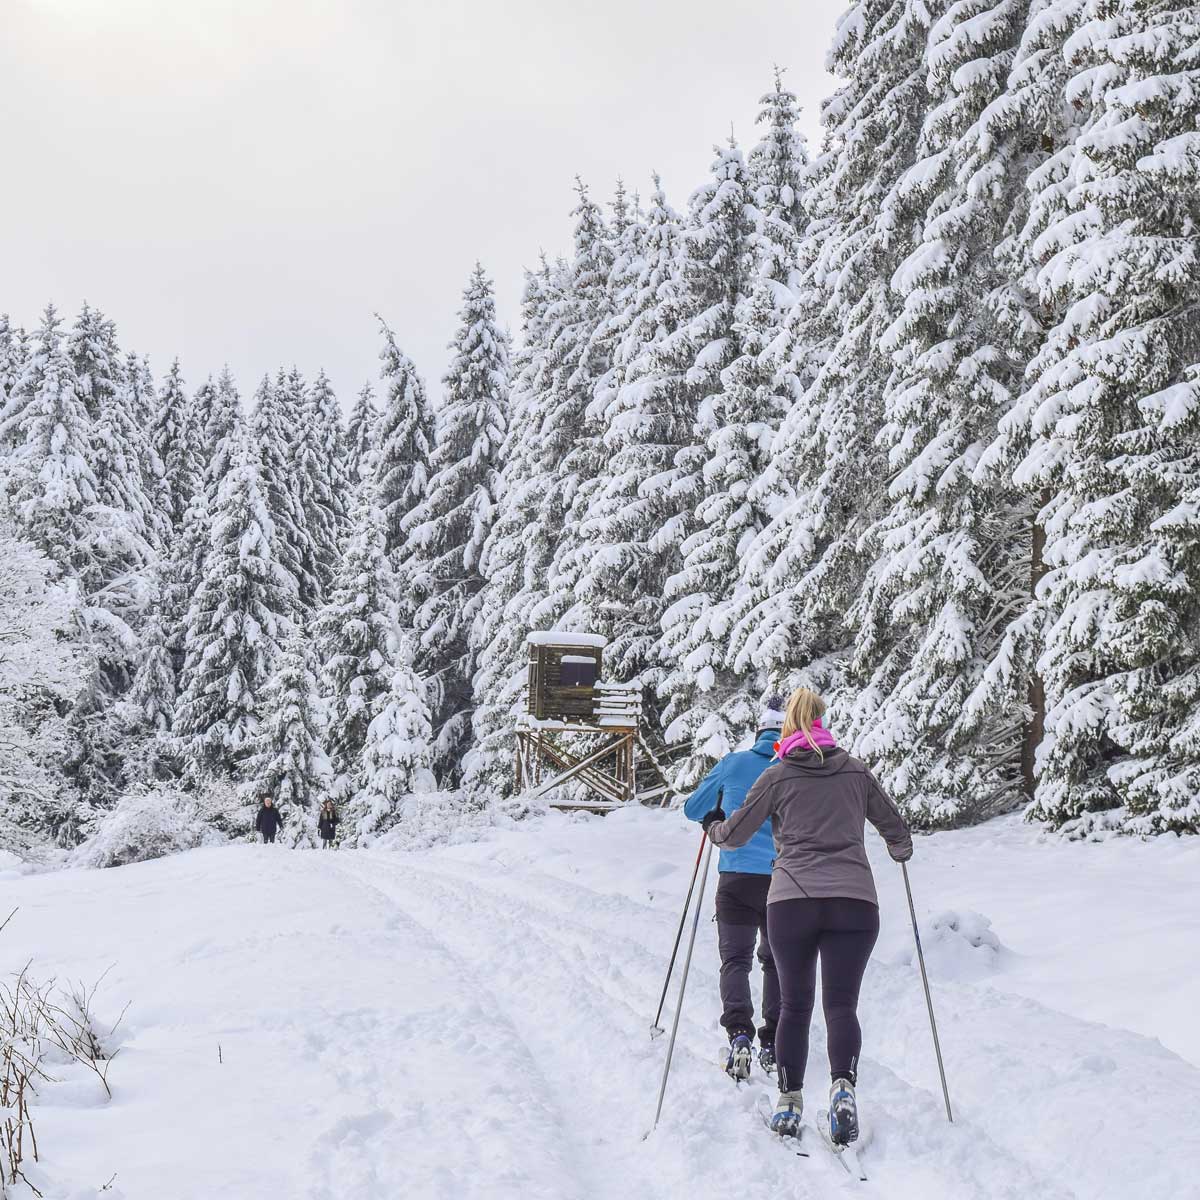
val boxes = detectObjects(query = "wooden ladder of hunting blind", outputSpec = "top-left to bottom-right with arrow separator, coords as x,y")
515,632 -> 678,812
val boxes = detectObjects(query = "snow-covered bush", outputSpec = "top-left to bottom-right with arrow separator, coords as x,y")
372,787 -> 549,852
189,772 -> 256,841
70,783 -> 226,869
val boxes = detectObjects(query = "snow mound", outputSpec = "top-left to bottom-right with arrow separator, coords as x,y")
917,908 -> 1009,979
0,848 -> 28,879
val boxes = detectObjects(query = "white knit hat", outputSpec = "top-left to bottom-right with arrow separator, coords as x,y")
759,694 -> 786,729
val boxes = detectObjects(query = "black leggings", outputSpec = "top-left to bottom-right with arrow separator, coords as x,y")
766,898 -> 880,1092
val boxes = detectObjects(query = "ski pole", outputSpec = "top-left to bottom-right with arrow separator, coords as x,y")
902,861 -> 954,1124
650,828 -> 709,1037
650,834 -> 714,1134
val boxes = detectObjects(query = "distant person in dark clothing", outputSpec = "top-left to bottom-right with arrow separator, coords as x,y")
255,797 -> 283,844
318,800 -> 339,848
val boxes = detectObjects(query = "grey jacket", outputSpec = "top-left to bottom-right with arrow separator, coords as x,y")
706,748 -> 912,907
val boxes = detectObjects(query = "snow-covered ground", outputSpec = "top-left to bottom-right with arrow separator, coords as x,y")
3,808 -> 1199,1198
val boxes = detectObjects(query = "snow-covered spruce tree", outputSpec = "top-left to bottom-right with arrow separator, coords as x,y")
931,1 -> 1095,812
838,0 -> 1039,826
314,478 -> 398,805
0,306 -> 100,570
346,381 -> 379,485
161,482 -> 212,683
121,351 -> 169,550
466,259 -> 561,796
730,2 -> 941,710
374,321 -> 433,614
67,305 -> 156,614
199,367 -> 242,503
71,306 -> 155,541
972,1 -> 1200,835
533,183 -> 617,630
151,359 -> 204,534
719,75 -> 814,705
345,637 -> 435,845
734,68 -> 811,509
66,302 -> 119,422
0,306 -> 145,725
747,69 -> 809,295
249,373 -> 308,615
129,607 -> 176,734
279,366 -> 325,613
242,632 -> 329,846
656,139 -> 766,785
570,181 -> 695,705
410,265 -> 508,784
0,315 -> 26,429
294,379 -> 340,609
303,368 -> 350,570
128,352 -> 159,427
120,599 -> 181,786
557,183 -> 648,637
161,367 -> 242,663
68,318 -> 155,688
175,438 -> 293,774
0,514 -> 90,848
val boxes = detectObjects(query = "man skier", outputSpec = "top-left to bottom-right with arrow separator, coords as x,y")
684,696 -> 785,1080
255,796 -> 284,844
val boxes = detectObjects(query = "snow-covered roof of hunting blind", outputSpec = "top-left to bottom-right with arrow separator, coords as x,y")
526,632 -> 608,649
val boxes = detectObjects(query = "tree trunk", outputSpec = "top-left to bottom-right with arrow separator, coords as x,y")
1021,491 -> 1051,800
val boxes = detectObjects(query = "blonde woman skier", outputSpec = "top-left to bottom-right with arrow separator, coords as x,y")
702,688 -> 912,1146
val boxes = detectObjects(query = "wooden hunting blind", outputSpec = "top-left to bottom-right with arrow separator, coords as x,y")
516,631 -> 675,812
526,634 -> 604,720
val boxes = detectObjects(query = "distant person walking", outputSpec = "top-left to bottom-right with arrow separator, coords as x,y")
703,687 -> 912,1147
684,696 -> 786,1082
255,797 -> 284,844
318,800 -> 339,848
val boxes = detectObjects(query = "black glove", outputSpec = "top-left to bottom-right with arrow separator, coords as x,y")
890,842 -> 913,863
702,806 -> 726,833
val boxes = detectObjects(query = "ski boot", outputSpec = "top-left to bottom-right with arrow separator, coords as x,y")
829,1077 -> 859,1145
757,1043 -> 777,1076
770,1088 -> 803,1138
725,1033 -> 753,1082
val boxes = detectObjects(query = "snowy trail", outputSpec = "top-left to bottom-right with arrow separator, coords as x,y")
294,853 -> 585,1200
338,852 -> 1069,1200
3,810 -> 1200,1198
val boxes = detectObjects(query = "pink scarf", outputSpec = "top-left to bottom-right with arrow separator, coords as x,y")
775,719 -> 838,760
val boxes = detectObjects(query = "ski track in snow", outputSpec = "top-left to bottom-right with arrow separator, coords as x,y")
4,814 -> 1200,1199
338,853 -> 1069,1200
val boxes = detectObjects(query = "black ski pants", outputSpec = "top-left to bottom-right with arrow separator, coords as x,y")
715,873 -> 780,1045
261,831 -> 277,844
766,897 -> 879,1092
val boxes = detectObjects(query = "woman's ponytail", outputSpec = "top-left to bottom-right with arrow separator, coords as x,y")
782,687 -> 827,759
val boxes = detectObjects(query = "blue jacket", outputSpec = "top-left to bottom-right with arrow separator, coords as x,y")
683,729 -> 779,875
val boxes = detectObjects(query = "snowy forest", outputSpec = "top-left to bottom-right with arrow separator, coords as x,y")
2,0 -> 1199,861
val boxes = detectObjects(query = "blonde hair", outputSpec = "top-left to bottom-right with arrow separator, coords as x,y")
782,687 -> 827,758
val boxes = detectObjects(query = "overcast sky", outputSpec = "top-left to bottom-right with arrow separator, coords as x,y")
3,0 -> 844,409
